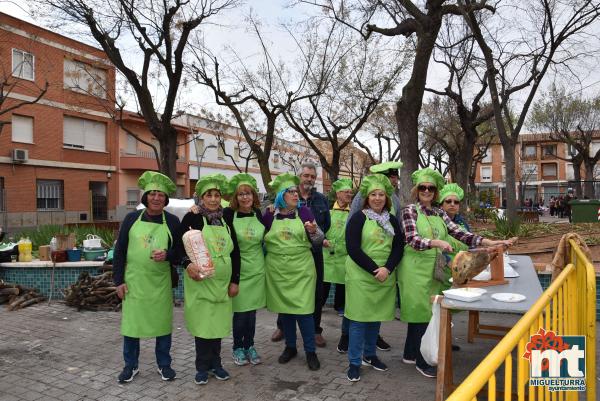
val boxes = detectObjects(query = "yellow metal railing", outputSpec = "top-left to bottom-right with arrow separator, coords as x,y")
446,240 -> 596,401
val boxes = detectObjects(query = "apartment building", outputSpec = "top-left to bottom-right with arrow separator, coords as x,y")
0,12 -> 118,230
115,111 -> 190,220
474,133 -> 600,205
175,114 -> 323,196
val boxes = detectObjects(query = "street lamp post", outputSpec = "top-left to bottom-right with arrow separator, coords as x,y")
195,141 -> 217,180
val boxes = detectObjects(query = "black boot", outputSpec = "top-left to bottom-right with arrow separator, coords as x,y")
278,347 -> 297,364
337,334 -> 349,353
306,352 -> 320,371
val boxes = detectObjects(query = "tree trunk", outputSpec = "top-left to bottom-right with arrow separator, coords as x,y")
396,28 -> 440,205
256,152 -> 274,196
157,129 -> 178,182
583,161 -> 596,198
502,140 -> 518,219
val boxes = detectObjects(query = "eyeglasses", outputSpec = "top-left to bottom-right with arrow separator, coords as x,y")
417,185 -> 436,192
237,192 -> 253,198
444,199 -> 460,205
286,189 -> 298,195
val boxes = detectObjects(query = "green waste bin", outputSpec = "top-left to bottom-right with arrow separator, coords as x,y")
569,199 -> 600,223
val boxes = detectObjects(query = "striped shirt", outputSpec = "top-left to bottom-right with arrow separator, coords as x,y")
401,203 -> 482,251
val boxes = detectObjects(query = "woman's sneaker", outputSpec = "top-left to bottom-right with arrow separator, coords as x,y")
194,371 -> 208,385
118,366 -> 139,383
233,348 -> 249,366
157,366 -> 176,381
402,356 -> 416,365
336,335 -> 349,353
376,335 -> 391,351
362,355 -> 388,371
246,346 -> 262,365
347,364 -> 361,382
416,365 -> 437,378
209,367 -> 230,381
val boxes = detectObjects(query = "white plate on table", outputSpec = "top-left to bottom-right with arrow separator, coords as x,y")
443,288 -> 487,302
491,293 -> 526,303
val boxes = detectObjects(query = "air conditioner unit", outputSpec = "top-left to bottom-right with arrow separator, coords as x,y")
12,148 -> 28,163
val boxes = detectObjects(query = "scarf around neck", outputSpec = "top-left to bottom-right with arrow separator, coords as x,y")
198,201 -> 223,226
364,208 -> 395,236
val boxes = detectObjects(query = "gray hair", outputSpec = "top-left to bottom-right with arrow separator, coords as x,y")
301,162 -> 317,172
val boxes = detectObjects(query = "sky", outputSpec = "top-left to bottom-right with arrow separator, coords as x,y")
2,0 -> 600,135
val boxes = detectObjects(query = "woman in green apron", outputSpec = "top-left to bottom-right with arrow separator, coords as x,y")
173,174 -> 241,385
321,178 -> 353,352
263,173 -> 324,371
114,171 -> 180,383
344,174 -> 404,382
225,174 -> 266,366
398,168 -> 510,378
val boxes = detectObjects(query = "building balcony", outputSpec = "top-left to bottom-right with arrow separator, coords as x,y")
120,149 -> 187,174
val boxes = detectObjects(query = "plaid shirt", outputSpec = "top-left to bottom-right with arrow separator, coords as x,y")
401,204 -> 482,251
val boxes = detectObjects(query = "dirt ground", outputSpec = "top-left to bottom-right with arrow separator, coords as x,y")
469,220 -> 600,271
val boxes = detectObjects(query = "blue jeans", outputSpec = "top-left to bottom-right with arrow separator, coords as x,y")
341,316 -> 350,336
281,313 -> 316,353
348,320 -> 380,366
233,310 -> 257,349
123,334 -> 172,369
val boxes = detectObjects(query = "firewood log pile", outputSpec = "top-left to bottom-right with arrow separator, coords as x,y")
64,271 -> 121,312
0,280 -> 46,311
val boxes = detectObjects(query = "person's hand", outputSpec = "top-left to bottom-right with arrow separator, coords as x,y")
116,284 -> 128,300
228,283 -> 239,297
431,239 -> 453,253
189,205 -> 200,214
323,239 -> 331,248
151,249 -> 167,262
186,263 -> 203,281
304,220 -> 317,234
373,267 -> 390,282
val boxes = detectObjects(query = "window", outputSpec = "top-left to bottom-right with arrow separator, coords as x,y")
126,189 -> 139,207
591,141 -> 600,157
502,165 -> 506,180
37,180 -> 63,210
273,153 -> 280,168
521,163 -> 538,180
542,144 -> 557,158
63,116 -> 106,151
12,49 -> 34,80
151,139 -> 161,157
192,138 -> 204,160
480,147 -> 492,163
480,166 -> 492,182
566,144 -> 578,157
11,115 -> 33,143
126,134 -> 137,155
64,59 -> 107,99
217,144 -> 225,160
523,144 -> 537,158
542,163 -> 557,178
233,146 -> 240,162
566,163 -> 575,180
252,153 -> 259,167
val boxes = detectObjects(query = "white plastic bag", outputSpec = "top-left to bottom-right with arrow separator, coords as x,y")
420,295 -> 441,366
182,229 -> 214,278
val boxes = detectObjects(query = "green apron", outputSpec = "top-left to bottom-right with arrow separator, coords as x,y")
264,213 -> 316,314
398,207 -> 449,323
121,212 -> 173,338
323,208 -> 349,284
184,217 -> 233,338
345,216 -> 397,322
232,211 -> 266,312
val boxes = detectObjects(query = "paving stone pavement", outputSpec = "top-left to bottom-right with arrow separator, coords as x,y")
0,303 -> 593,401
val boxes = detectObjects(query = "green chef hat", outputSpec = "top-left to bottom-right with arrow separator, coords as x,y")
369,161 -> 403,175
229,173 -> 259,194
269,172 -> 300,194
359,174 -> 393,198
411,167 -> 445,191
331,178 -> 353,193
195,173 -> 228,197
138,171 -> 176,195
438,183 -> 464,202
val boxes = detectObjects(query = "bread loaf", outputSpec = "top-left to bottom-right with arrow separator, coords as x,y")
182,229 -> 214,278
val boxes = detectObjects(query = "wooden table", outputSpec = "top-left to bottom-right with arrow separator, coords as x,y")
435,255 -> 543,401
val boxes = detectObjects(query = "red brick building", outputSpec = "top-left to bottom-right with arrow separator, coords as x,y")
0,12 -> 118,229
